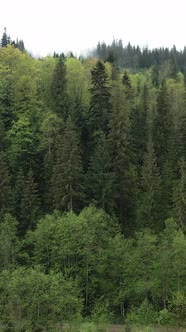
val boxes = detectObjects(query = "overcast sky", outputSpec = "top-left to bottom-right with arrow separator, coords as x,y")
1,0 -> 186,57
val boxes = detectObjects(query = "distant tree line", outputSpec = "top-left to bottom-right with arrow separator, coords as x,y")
0,27 -> 25,52
92,39 -> 186,75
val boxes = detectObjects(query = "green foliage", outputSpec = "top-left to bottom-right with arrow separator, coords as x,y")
169,291 -> 186,324
0,267 -> 82,330
92,299 -> 114,324
157,308 -> 176,326
126,299 -> 158,325
0,38 -> 186,328
6,114 -> 36,171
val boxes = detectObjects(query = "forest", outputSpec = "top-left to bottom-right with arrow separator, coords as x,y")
0,29 -> 186,331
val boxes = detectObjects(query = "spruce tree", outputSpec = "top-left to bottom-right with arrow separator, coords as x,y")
89,59 -> 111,134
86,132 -> 115,213
153,81 -> 175,221
0,28 -> 11,47
51,54 -> 68,120
153,81 -> 173,173
122,70 -> 133,100
51,117 -> 84,212
13,168 -> 25,222
20,169 -> 40,234
108,83 -> 135,233
173,158 -> 186,232
0,152 -> 12,217
137,137 -> 162,231
129,83 -> 149,171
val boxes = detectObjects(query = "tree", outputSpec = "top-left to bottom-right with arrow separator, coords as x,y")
0,28 -> 11,47
38,112 -> 63,209
108,83 -> 135,233
0,267 -> 82,329
28,206 -> 117,316
89,59 -> 111,134
153,80 -> 173,172
157,219 -> 186,308
122,70 -> 133,100
6,114 -> 36,173
50,53 -> 68,120
0,213 -> 20,271
129,83 -> 149,172
19,169 -> 40,234
86,132 -> 115,212
0,152 -> 12,217
0,61 -> 15,130
51,117 -> 84,212
173,158 -> 186,232
136,137 -> 162,231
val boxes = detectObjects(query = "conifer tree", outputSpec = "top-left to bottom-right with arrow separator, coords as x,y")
153,81 -> 173,173
0,152 -> 12,217
129,83 -> 149,170
173,158 -> 186,232
51,117 -> 84,212
137,136 -> 162,231
13,168 -> 25,221
108,83 -> 135,233
122,70 -> 133,100
51,54 -> 68,120
0,28 -> 11,47
89,60 -> 111,133
86,132 -> 115,212
0,62 -> 15,130
0,213 -> 20,270
20,169 -> 40,234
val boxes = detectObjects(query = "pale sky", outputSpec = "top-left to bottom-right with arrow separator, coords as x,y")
1,0 -> 186,57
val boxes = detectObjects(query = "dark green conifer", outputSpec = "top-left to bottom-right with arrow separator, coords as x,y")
20,169 -> 40,234
173,158 -> 186,232
51,117 -> 84,212
51,54 -> 68,120
0,152 -> 12,217
137,137 -> 162,231
86,132 -> 115,212
153,81 -> 173,173
1,28 -> 11,47
89,60 -> 111,133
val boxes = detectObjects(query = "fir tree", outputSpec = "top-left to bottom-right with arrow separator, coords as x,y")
20,169 -> 40,234
89,60 -> 111,134
153,81 -> 173,173
13,168 -> 25,222
86,132 -> 115,212
0,152 -> 12,217
108,83 -> 135,233
1,28 -> 11,47
129,83 -> 149,171
173,158 -> 186,232
51,117 -> 84,212
51,54 -> 68,120
137,137 -> 162,231
122,70 -> 132,93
